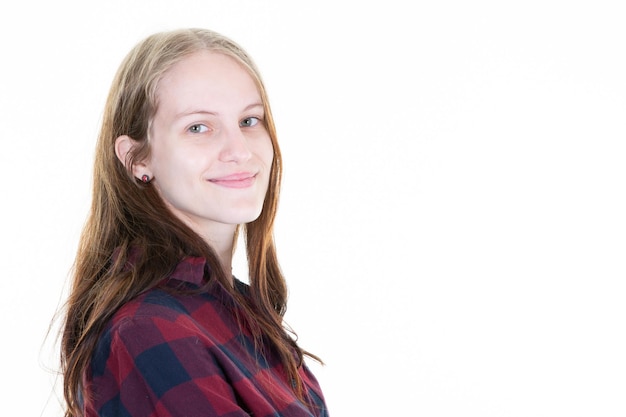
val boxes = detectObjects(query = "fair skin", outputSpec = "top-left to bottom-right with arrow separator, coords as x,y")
115,51 -> 274,274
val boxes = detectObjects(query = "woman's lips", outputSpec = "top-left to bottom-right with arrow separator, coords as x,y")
208,172 -> 256,188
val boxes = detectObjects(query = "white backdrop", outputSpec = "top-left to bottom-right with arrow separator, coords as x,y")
1,1 -> 625,416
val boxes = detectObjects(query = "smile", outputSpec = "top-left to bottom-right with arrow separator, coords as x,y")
208,172 -> 257,189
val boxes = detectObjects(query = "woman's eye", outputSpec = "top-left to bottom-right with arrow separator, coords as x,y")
240,117 -> 260,128
188,124 -> 209,133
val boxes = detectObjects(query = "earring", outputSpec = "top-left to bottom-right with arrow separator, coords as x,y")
141,174 -> 151,184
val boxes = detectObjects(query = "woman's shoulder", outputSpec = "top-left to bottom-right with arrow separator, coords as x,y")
102,280 -> 240,348
94,254 -> 248,360
113,287 -> 192,323
107,253 -> 225,324
109,282 -> 226,331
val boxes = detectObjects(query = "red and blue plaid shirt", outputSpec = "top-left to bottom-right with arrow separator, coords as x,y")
83,256 -> 328,417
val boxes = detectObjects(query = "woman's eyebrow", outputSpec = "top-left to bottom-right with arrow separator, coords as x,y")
174,102 -> 263,119
242,102 -> 264,112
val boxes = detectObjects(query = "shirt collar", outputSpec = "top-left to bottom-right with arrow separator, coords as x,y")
164,255 -> 248,295
168,255 -> 208,286
112,247 -> 245,291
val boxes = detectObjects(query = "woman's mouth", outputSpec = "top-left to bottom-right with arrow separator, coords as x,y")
208,172 -> 257,188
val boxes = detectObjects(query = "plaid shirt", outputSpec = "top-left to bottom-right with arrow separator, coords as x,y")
83,256 -> 328,417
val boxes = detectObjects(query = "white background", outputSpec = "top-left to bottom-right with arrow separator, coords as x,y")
1,1 -> 625,416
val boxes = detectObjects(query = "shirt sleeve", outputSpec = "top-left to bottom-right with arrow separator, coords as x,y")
86,315 -> 250,417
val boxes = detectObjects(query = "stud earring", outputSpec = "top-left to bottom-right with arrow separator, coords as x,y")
141,174 -> 151,184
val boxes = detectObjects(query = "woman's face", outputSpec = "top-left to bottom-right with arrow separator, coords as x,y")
146,51 -> 274,240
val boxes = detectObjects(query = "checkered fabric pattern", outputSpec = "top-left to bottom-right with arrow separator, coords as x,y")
82,256 -> 328,417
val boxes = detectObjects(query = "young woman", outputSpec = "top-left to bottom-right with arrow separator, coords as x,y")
60,28 -> 328,417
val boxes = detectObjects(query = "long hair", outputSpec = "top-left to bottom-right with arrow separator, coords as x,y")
60,28 -> 317,417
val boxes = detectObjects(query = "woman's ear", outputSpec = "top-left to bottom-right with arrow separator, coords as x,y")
115,135 -> 150,180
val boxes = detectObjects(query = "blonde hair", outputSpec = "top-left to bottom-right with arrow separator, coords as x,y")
60,28 -> 316,417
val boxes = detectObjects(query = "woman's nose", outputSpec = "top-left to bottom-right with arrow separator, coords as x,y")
218,125 -> 253,163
